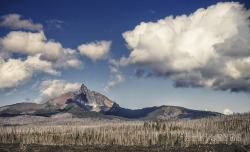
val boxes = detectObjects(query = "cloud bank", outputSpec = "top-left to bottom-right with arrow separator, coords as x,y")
34,80 -> 81,104
78,41 -> 112,61
0,14 -> 43,31
121,2 -> 250,93
0,31 -> 83,89
0,54 -> 59,89
0,16 -> 83,90
0,30 -> 82,65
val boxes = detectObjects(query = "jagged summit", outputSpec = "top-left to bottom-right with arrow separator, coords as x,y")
46,83 -> 116,113
73,84 -> 115,113
79,84 -> 89,94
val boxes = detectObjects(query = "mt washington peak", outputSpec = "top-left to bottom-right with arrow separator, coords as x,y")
0,83 -> 220,120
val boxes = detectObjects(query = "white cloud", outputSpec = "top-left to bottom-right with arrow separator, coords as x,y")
103,59 -> 125,93
56,48 -> 83,69
0,14 -> 43,31
110,66 -> 118,73
121,2 -> 250,93
1,31 -> 61,61
223,108 -> 233,115
34,80 -> 81,104
0,54 -> 59,90
103,74 -> 124,93
0,30 -> 83,68
0,30 -> 83,89
64,59 -> 83,69
78,41 -> 112,61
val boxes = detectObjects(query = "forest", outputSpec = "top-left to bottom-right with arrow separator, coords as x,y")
0,113 -> 249,151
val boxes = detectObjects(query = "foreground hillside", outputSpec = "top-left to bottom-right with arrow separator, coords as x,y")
0,113 -> 249,151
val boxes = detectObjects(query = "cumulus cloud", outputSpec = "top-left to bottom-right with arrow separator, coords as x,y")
0,14 -> 43,31
223,108 -> 233,115
121,2 -> 250,93
103,73 -> 124,93
64,59 -> 83,69
0,54 -> 59,90
1,31 -> 61,61
57,48 -> 83,69
34,80 -> 81,104
0,30 -> 82,67
103,59 -> 125,93
0,25 -> 82,89
78,41 -> 112,61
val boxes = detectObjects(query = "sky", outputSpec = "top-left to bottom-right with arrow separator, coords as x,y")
0,0 -> 249,114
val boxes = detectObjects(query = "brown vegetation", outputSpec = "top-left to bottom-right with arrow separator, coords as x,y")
0,113 -> 249,148
0,143 -> 249,152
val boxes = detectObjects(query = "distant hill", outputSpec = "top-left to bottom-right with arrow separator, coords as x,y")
0,84 -> 221,120
105,104 -> 220,120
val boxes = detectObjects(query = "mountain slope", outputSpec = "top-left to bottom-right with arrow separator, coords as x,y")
45,84 -> 115,113
0,84 -> 118,118
0,102 -> 45,117
0,84 -> 221,120
105,105 -> 220,120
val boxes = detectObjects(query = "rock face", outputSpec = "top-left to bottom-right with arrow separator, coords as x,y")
72,84 -> 115,113
47,84 -> 115,113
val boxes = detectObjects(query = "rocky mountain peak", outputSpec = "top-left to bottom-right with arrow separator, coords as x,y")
79,84 -> 89,94
45,83 -> 117,113
0,83 -> 221,120
74,84 -> 115,113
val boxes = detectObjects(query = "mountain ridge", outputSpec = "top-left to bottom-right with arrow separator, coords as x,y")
0,84 -> 221,120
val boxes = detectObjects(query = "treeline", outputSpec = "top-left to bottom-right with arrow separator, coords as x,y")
0,113 -> 249,147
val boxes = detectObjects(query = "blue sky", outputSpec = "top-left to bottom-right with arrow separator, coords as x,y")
0,0 -> 249,114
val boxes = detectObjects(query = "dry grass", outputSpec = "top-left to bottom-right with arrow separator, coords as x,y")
0,113 -> 249,147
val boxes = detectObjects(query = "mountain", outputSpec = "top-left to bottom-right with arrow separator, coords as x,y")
0,84 -> 221,120
105,104 -> 220,120
46,84 -> 115,113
